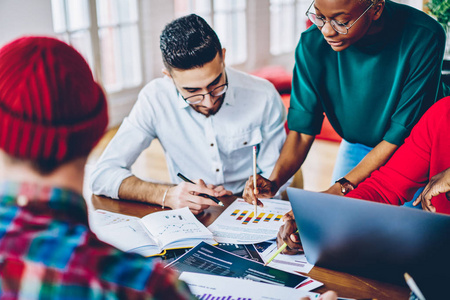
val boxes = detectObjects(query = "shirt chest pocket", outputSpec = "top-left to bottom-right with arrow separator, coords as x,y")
220,128 -> 262,156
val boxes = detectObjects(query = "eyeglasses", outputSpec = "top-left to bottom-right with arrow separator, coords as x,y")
181,81 -> 228,105
305,1 -> 374,35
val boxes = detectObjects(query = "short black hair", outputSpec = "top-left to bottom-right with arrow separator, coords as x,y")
160,14 -> 222,71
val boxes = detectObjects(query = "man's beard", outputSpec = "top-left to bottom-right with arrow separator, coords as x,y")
191,94 -> 225,117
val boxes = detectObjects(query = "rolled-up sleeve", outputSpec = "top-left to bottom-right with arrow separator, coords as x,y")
383,27 -> 445,145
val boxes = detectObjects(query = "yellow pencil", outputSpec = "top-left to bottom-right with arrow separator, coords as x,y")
252,146 -> 257,216
264,230 -> 299,266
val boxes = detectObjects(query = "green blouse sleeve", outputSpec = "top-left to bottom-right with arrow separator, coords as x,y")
383,24 -> 446,145
287,34 -> 324,136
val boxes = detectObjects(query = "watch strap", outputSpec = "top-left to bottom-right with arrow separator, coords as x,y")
335,177 -> 355,195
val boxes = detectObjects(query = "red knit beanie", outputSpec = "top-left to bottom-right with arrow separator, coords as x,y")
0,36 -> 108,164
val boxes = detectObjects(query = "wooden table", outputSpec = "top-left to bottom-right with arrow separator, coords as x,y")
91,194 -> 410,300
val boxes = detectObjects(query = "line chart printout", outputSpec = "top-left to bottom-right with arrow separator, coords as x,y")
141,207 -> 214,249
208,198 -> 291,244
91,207 -> 215,256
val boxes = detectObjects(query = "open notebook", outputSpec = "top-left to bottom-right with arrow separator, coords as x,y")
90,207 -> 216,257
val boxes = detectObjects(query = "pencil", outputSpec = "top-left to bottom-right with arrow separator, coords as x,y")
264,230 -> 299,266
252,146 -> 257,216
176,173 -> 224,206
404,272 -> 425,300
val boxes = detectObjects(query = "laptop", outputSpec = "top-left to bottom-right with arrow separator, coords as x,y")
287,187 -> 450,297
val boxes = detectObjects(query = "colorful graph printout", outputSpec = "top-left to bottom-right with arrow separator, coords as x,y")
197,294 -> 251,300
207,198 -> 292,244
242,212 -> 255,225
264,213 -> 274,222
236,210 -> 248,221
252,213 -> 265,223
179,272 -> 319,300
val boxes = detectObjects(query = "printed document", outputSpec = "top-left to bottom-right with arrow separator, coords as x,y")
167,242 -> 309,289
179,272 -> 320,300
90,207 -> 215,256
255,240 -> 315,274
208,198 -> 291,244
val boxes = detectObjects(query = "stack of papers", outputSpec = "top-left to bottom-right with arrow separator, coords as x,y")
90,198 -> 315,276
166,242 -> 321,291
180,272 -> 320,300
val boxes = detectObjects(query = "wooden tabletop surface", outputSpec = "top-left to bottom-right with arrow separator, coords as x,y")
90,194 -> 410,300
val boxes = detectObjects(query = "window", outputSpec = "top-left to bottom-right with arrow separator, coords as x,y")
174,0 -> 247,65
270,0 -> 310,55
51,0 -> 143,94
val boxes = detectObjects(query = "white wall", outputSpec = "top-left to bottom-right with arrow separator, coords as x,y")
0,0 -> 425,127
0,0 -> 55,47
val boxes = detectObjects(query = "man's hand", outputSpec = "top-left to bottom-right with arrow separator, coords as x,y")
205,181 -> 233,198
165,179 -> 232,215
413,167 -> 450,213
242,174 -> 278,208
276,210 -> 302,255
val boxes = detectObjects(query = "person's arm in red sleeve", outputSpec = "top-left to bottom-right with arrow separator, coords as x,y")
346,100 -> 435,205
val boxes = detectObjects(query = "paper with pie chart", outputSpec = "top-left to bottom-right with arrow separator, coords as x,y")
208,198 -> 291,244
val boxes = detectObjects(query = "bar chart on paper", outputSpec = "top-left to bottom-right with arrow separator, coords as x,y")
208,198 -> 291,244
179,272 -> 319,300
229,209 -> 284,225
196,294 -> 252,300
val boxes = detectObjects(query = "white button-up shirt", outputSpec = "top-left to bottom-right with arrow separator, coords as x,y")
90,67 -> 287,197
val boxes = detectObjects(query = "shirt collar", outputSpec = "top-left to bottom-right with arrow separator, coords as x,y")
0,181 -> 89,224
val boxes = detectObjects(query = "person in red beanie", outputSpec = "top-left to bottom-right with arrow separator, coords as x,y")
0,36 -> 195,299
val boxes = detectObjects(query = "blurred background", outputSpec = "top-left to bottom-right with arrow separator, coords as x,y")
0,0 -> 441,192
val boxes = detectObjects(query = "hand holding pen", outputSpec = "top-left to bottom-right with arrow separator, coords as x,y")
177,173 -> 231,206
276,214 -> 303,254
162,174 -> 230,215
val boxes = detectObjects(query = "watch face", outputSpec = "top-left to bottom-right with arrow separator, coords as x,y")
341,183 -> 354,195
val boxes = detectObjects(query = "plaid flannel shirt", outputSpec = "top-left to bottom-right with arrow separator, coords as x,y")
0,181 -> 195,299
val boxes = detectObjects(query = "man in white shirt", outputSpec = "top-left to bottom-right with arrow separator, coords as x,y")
90,14 -> 287,215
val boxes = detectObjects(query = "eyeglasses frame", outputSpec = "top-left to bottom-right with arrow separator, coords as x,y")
305,0 -> 374,35
181,81 -> 229,105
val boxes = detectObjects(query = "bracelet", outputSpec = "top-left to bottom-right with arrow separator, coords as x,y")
161,187 -> 170,209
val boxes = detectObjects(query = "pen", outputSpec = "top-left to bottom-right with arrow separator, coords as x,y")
264,230 -> 299,266
404,272 -> 425,300
176,173 -> 224,206
252,146 -> 257,217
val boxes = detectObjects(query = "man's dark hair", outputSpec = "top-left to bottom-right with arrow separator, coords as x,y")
160,14 -> 222,71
